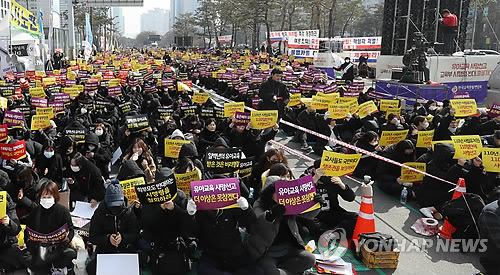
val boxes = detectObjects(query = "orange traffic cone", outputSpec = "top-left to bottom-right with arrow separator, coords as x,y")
438,178 -> 466,240
351,195 -> 376,249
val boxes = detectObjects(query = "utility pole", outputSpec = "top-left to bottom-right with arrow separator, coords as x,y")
67,0 -> 76,59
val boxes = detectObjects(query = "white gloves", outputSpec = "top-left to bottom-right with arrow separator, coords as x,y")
187,199 -> 197,215
237,197 -> 249,210
324,111 -> 331,120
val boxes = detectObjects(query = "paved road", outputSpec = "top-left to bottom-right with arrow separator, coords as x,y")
274,132 -> 483,275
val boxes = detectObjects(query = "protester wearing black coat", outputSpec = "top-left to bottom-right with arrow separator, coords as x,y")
258,74 -> 289,119
68,153 -> 105,206
82,133 -> 112,179
0,191 -> 24,272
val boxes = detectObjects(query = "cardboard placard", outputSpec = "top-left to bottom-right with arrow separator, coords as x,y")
192,92 -> 210,104
450,99 -> 477,117
401,162 -> 426,183
0,140 -> 26,160
379,99 -> 399,112
0,191 -> 6,218
125,114 -> 149,133
191,177 -> 241,210
328,102 -> 350,119
416,130 -> 435,148
250,110 -> 278,129
30,115 -> 50,130
224,102 -> 245,117
206,147 -> 241,174
36,107 -> 54,119
357,100 -> 378,118
174,170 -> 200,194
164,139 -> 191,158
379,130 -> 409,146
287,93 -> 301,107
274,175 -> 320,215
3,111 -> 24,128
135,174 -> 177,204
320,151 -> 362,177
482,148 -> 500,172
119,177 -> 146,202
451,135 -> 482,159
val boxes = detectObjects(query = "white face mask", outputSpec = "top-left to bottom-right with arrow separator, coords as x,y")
88,145 -> 96,151
422,122 -> 429,129
448,127 -> 457,134
88,92 -> 95,97
81,108 -> 88,114
40,198 -> 55,209
429,105 -> 437,111
71,165 -> 80,172
95,129 -> 104,136
44,151 -> 54,159
369,141 -> 378,146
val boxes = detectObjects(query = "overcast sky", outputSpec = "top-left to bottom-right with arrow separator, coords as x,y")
122,0 -> 170,38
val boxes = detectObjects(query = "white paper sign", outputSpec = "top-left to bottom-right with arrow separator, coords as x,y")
97,254 -> 139,275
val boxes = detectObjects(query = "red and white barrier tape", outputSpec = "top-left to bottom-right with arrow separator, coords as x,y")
199,85 -> 456,187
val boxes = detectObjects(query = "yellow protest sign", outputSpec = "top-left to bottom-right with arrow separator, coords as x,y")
120,177 -> 146,201
91,75 -> 102,82
250,110 -> 278,129
328,102 -> 350,119
0,97 -> 7,109
30,115 -> 50,130
260,64 -> 270,71
482,148 -> 500,172
35,80 -> 42,87
401,162 -> 426,183
380,99 -> 399,112
109,79 -> 121,87
0,191 -> 6,218
311,95 -> 334,110
385,107 -> 401,119
301,97 -> 312,107
67,72 -> 76,80
35,71 -> 45,77
177,81 -> 191,92
320,151 -> 362,177
164,139 -> 191,158
53,70 -> 61,76
174,170 -> 200,194
62,87 -> 80,98
192,92 -> 211,104
416,130 -> 435,148
29,87 -> 46,98
379,130 -> 409,146
17,224 -> 26,248
337,97 -> 358,114
43,77 -> 56,86
450,99 -> 477,117
36,107 -> 54,119
451,135 -> 482,159
224,102 -> 245,117
357,101 -> 378,118
75,85 -> 84,93
287,93 -> 301,107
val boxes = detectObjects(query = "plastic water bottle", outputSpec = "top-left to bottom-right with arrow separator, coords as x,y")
249,187 -> 254,199
400,187 -> 408,204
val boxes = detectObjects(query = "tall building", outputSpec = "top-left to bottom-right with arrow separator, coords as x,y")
140,8 -> 170,35
111,7 -> 125,35
170,0 -> 199,27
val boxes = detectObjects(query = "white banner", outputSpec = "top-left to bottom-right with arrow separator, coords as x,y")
268,30 -> 319,41
428,55 -> 500,83
218,35 -> 232,43
288,48 -> 318,58
287,37 -> 319,49
342,37 -> 381,50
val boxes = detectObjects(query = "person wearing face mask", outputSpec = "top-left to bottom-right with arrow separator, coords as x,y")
250,149 -> 288,200
376,140 -> 419,198
81,133 -> 112,179
57,136 -> 77,178
123,138 -> 156,183
93,123 -> 113,152
224,120 -> 256,157
86,180 -> 140,275
34,140 -> 64,185
425,100 -> 439,115
67,152 -> 105,208
23,181 -> 76,275
334,57 -> 355,83
352,131 -> 382,179
381,113 -> 407,131
198,118 -> 221,158
434,107 -> 458,141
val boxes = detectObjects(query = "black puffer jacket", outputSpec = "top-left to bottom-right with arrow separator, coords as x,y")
89,202 -> 140,254
69,158 -> 105,202
0,191 -> 21,249
116,160 -> 145,181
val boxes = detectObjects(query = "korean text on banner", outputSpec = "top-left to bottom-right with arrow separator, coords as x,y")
192,92 -> 211,104
416,130 -> 435,148
119,177 -> 146,202
30,115 -> 50,130
379,130 -> 409,146
10,0 -> 40,37
224,102 -> 245,117
328,102 -> 350,119
450,99 -> 477,117
357,101 -> 378,118
250,110 -> 278,129
274,175 -> 320,215
0,140 -> 26,160
451,135 -> 482,159
191,177 -> 241,210
487,102 -> 500,118
0,191 -> 6,218
135,174 -> 177,204
164,139 -> 190,158
379,99 -> 399,112
287,93 -> 301,107
234,112 -> 251,127
320,151 -> 361,177
25,224 -> 69,243
206,147 -> 241,174
482,148 -> 500,172
174,170 -> 200,194
401,162 -> 427,183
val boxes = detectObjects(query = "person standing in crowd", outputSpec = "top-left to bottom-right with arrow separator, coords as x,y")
440,9 -> 458,55
478,197 -> 500,275
258,68 -> 290,119
334,57 -> 355,83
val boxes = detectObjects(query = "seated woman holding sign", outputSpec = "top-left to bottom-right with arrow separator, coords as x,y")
247,176 -> 319,275
68,152 -> 105,209
24,181 -> 76,275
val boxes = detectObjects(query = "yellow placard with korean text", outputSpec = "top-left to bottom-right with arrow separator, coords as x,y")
380,99 -> 399,112
401,162 -> 426,183
450,99 -> 477,117
224,102 -> 245,117
379,130 -> 409,146
29,87 -> 46,98
164,139 -> 191,158
451,135 -> 482,159
250,110 -> 278,129
416,130 -> 435,148
192,92 -> 211,104
320,151 -> 362,177
337,97 -> 359,114
36,107 -> 54,119
30,115 -> 50,130
482,147 -> 500,172
328,103 -> 350,119
120,177 -> 145,202
62,87 -> 80,98
385,107 -> 401,119
311,95 -> 334,110
42,77 -> 56,86
357,101 -> 378,119
174,170 -> 200,194
287,93 -> 301,107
